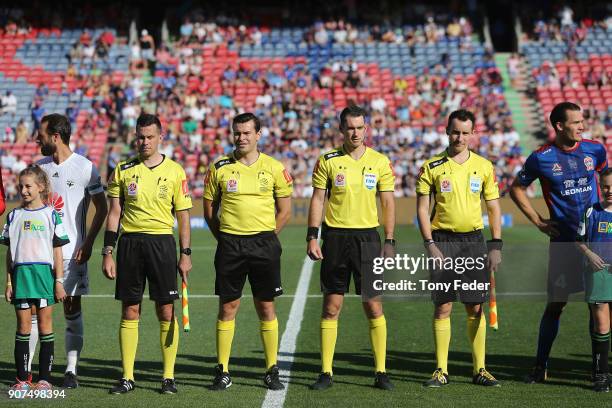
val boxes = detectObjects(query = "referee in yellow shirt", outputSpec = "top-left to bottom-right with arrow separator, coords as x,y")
102,114 -> 192,395
307,105 -> 396,391
416,109 -> 502,388
203,112 -> 292,391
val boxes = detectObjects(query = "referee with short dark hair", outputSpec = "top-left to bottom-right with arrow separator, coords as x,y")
416,109 -> 502,388
307,104 -> 396,391
204,112 -> 293,391
102,113 -> 192,395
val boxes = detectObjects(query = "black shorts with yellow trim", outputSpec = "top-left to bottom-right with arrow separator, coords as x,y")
214,231 -> 283,300
115,233 -> 179,303
320,225 -> 381,296
430,229 -> 489,304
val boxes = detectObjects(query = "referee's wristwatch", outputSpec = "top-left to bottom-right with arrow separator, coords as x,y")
384,238 -> 396,247
101,246 -> 113,256
180,248 -> 192,256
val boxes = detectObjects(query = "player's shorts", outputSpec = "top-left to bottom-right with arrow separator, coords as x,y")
13,298 -> 53,310
584,266 -> 612,303
62,259 -> 89,296
214,231 -> 282,300
10,264 -> 55,307
115,233 -> 179,303
320,225 -> 381,296
547,242 -> 584,302
430,229 -> 489,304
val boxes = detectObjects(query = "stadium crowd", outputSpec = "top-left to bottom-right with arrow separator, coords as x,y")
0,7 -> 524,199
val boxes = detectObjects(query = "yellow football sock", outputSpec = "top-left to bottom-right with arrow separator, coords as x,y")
369,315 -> 387,373
320,319 -> 338,374
160,318 -> 179,379
433,317 -> 451,374
467,313 -> 487,375
119,319 -> 139,381
216,319 -> 235,372
260,318 -> 279,369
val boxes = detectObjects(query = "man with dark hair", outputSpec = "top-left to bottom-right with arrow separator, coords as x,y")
103,114 -> 192,394
136,113 -> 162,133
35,113 -> 108,388
307,105 -> 395,390
510,101 -> 608,383
417,108 -> 502,387
232,112 -> 261,132
204,112 -> 292,390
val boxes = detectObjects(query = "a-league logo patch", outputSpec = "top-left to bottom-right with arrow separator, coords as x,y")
440,179 -> 452,193
127,182 -> 138,196
335,173 -> 346,187
227,179 -> 238,192
584,156 -> 594,171
552,163 -> 562,173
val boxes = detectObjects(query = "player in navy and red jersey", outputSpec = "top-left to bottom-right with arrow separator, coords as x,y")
510,102 -> 608,383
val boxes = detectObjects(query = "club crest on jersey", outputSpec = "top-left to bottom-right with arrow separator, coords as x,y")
584,156 -> 594,171
335,173 -> 346,187
440,179 -> 452,193
226,179 -> 238,192
127,181 -> 138,196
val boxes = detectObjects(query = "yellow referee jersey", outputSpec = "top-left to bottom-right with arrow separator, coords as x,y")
203,152 -> 293,235
107,155 -> 192,234
312,146 -> 395,228
416,150 -> 499,232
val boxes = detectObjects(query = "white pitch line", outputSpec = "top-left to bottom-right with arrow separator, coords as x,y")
261,256 -> 315,408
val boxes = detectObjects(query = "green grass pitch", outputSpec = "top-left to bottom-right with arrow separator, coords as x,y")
0,225 -> 608,407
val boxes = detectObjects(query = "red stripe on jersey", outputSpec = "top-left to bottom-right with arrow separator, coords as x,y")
283,169 -> 293,183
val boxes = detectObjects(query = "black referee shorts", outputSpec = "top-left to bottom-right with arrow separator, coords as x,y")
115,233 -> 179,303
214,231 -> 283,300
430,229 -> 489,304
320,225 -> 381,296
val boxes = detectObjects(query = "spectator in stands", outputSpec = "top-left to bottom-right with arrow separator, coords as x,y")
30,101 -> 45,137
507,54 -> 520,88
15,120 -> 28,144
11,155 -> 27,174
1,151 -> 17,170
1,91 -> 17,116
